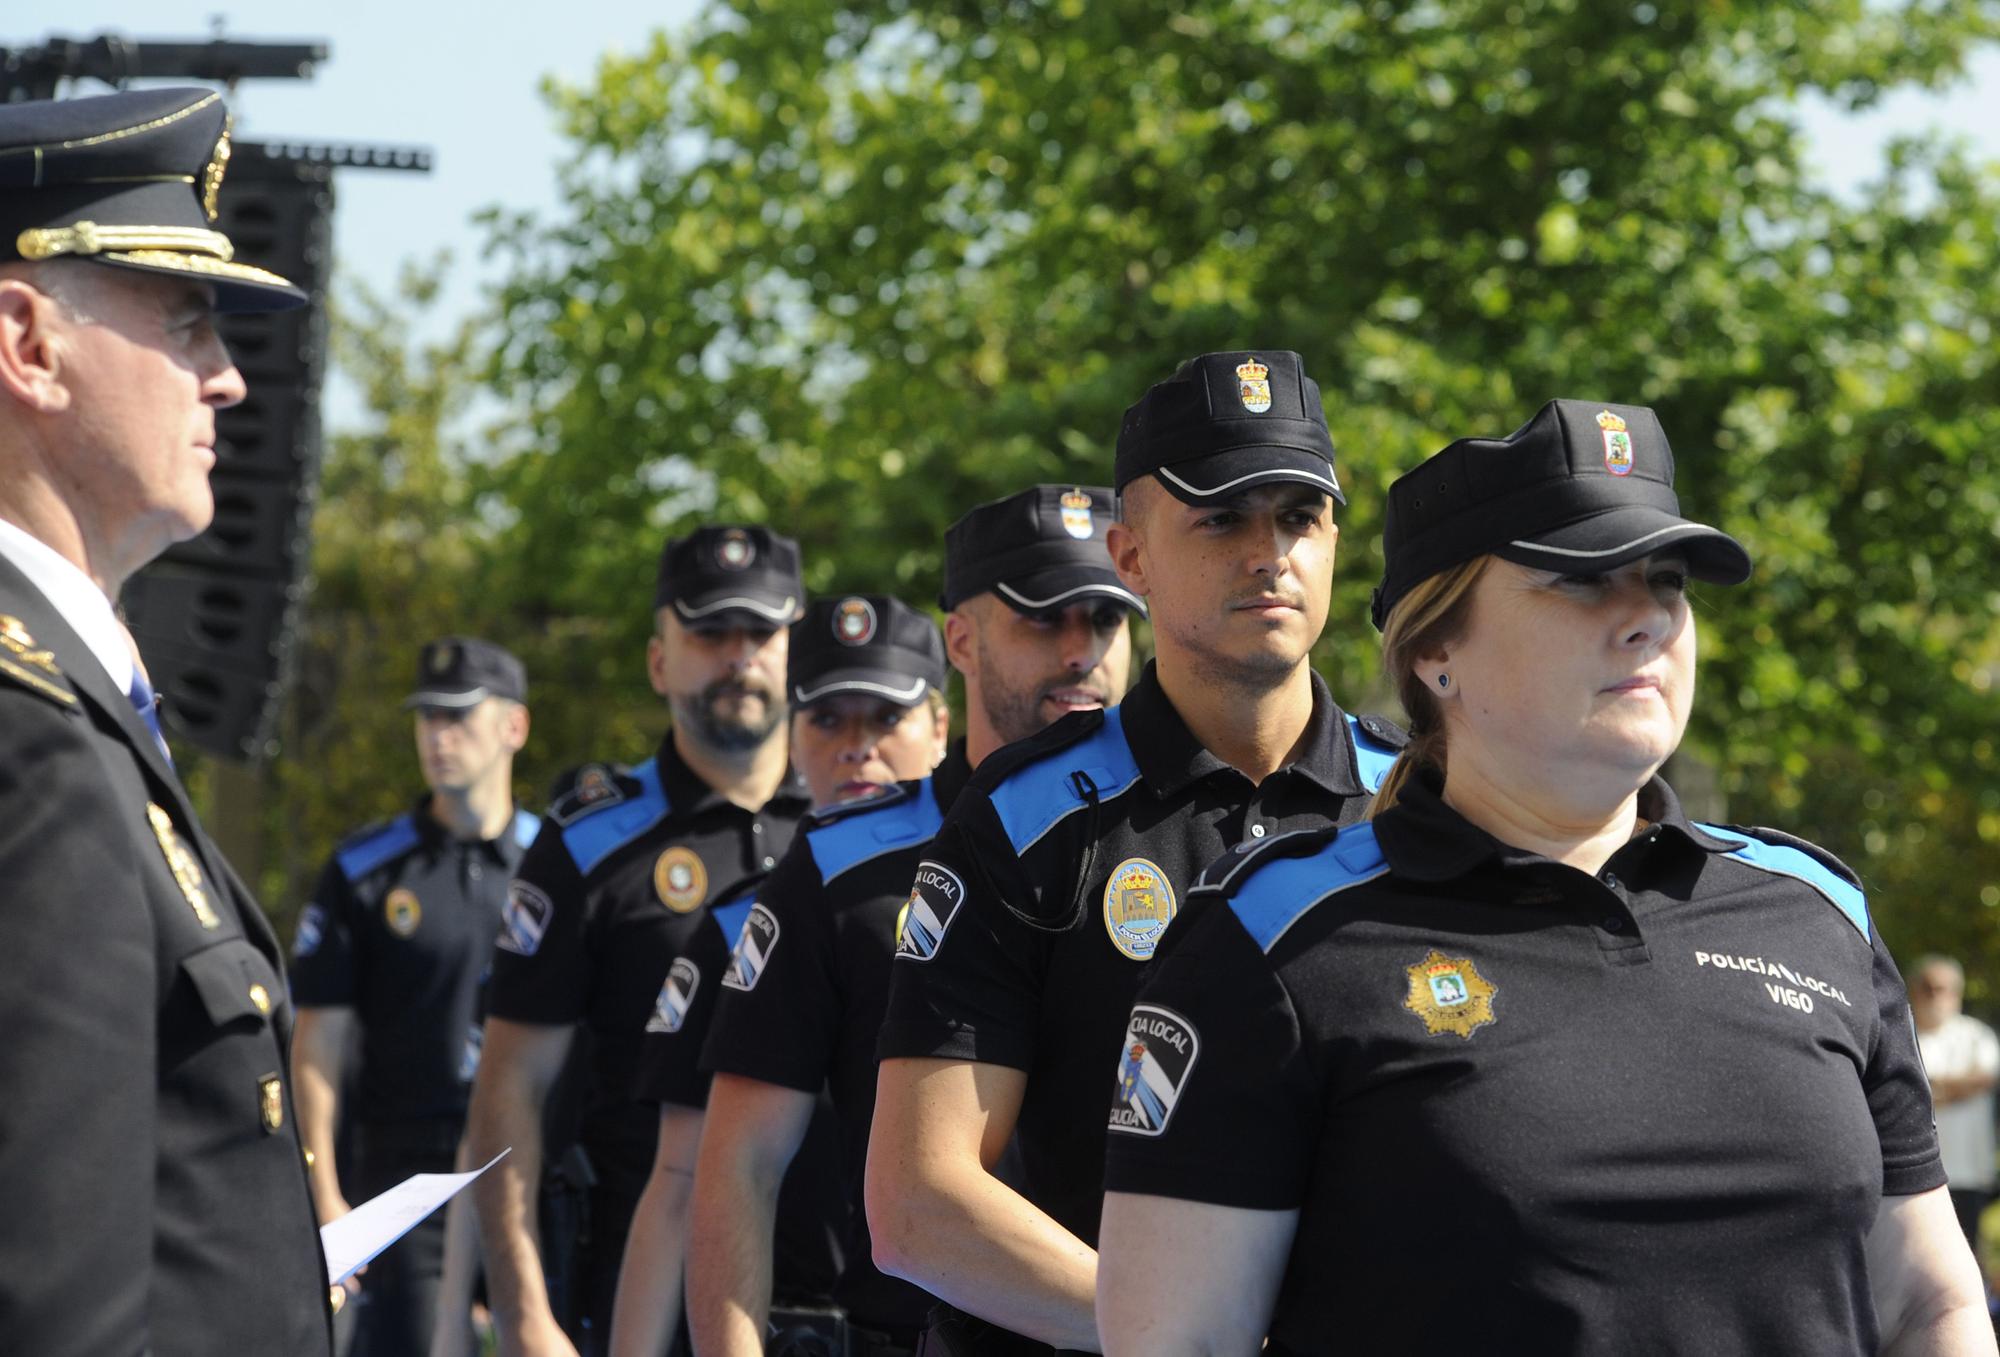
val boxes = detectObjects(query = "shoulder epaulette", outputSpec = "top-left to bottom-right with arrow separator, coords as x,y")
1210,822 -> 1391,954
806,777 -> 942,885
336,815 -> 420,883
984,707 -> 1142,854
0,616 -> 79,711
560,758 -> 671,876
1697,821 -> 1869,939
1347,713 -> 1407,794
511,808 -> 542,849
548,762 -> 628,826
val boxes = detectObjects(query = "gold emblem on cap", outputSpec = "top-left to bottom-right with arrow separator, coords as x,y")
385,887 -> 423,938
259,1074 -> 285,1133
1596,409 -> 1635,476
201,117 -> 233,222
1103,857 -> 1177,961
1403,949 -> 1498,1039
147,802 -> 219,929
1235,357 -> 1272,413
654,846 -> 709,914
248,983 -> 272,1015
428,645 -> 455,676
1059,488 -> 1095,540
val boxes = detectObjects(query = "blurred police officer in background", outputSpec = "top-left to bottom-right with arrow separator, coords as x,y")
462,526 -> 813,1357
293,637 -> 538,1354
609,592 -> 954,1356
869,353 -> 1402,1354
0,88 -> 332,1356
684,485 -> 1139,1357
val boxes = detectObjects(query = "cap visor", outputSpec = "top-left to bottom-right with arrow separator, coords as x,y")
1496,507 -> 1751,584
95,252 -> 308,313
793,665 -> 932,707
673,589 -> 802,625
403,686 -> 490,710
1155,447 -> 1345,506
993,563 -> 1146,616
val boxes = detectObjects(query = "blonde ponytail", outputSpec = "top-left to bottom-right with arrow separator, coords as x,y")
1368,556 -> 1491,819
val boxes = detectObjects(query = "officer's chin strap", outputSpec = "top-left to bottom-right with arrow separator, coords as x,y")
1003,769 -> 1100,934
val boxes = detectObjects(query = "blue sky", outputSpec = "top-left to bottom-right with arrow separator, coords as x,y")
12,6 -> 1999,429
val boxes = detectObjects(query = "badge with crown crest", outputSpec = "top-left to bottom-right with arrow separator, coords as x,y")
1597,410 -> 1634,475
1059,488 -> 1095,540
1235,358 -> 1272,413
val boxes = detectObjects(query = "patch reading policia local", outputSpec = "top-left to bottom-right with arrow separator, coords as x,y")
1403,949 -> 1498,1039
1059,488 -> 1095,539
833,596 -> 877,646
1235,356 -> 1272,413
497,880 -> 554,956
1598,408 -> 1634,475
385,887 -> 422,938
895,862 -> 965,962
1103,857 -> 1177,961
1108,1004 -> 1199,1137
654,845 -> 708,913
646,958 -> 701,1034
723,904 -> 782,991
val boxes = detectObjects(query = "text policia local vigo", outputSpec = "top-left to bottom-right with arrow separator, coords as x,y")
1695,951 -> 1854,1013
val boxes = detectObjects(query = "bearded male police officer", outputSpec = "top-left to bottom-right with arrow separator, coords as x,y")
868,354 -> 1402,1353
464,526 -> 813,1357
292,637 -> 539,1354
0,90 -> 331,1356
684,485 -> 1140,1357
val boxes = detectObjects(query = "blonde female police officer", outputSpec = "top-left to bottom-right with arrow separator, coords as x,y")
1095,400 -> 1990,1356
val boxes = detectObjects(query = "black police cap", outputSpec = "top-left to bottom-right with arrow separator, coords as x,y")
789,595 -> 947,707
1371,399 -> 1752,629
1114,350 -> 1344,506
405,636 -> 528,709
0,88 -> 305,313
940,484 -> 1144,615
655,525 -> 805,626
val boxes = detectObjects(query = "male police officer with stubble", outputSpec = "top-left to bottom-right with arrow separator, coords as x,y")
0,89 -> 331,1356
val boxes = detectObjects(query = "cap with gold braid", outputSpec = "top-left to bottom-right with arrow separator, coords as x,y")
0,87 -> 305,313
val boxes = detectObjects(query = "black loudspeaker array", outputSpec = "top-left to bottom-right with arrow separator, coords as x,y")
123,146 -> 332,760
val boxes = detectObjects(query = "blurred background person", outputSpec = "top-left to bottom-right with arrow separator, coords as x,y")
1912,955 -> 2000,1248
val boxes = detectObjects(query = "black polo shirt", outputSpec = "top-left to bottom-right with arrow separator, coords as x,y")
697,745 -> 975,1329
1104,770 -> 1943,1357
877,663 -> 1399,1245
485,738 -> 810,1201
291,796 -> 540,1126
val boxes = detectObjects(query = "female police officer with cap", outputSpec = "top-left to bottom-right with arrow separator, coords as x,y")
1094,400 -> 1990,1356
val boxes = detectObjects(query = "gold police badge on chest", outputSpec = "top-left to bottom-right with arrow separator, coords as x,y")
259,1073 -> 285,1133
147,802 -> 220,930
1103,857 -> 1177,961
1403,949 -> 1497,1039
654,846 -> 708,914
385,887 -> 422,938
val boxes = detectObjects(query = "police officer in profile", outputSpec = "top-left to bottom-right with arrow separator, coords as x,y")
868,356 -> 1402,1353
609,592 -> 954,1356
1095,401 -> 1991,1356
0,89 -> 331,1355
292,637 -> 539,1354
464,526 -> 813,1357
684,487 -> 1140,1357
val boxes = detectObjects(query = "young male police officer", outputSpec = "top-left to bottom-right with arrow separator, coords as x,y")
463,526 -> 812,1357
683,486 -> 1140,1357
292,637 -> 539,1354
867,355 -> 1401,1352
0,89 -> 332,1356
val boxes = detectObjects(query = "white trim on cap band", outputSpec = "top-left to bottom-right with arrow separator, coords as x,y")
1157,462 -> 1341,499
405,686 -> 490,708
793,673 -> 930,705
1505,522 -> 1720,559
673,593 -> 800,623
995,579 -> 1147,612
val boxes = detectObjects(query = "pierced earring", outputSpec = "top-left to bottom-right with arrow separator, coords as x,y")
1437,674 -> 1450,690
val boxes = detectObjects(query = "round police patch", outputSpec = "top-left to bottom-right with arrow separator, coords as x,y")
497,881 -> 554,956
385,887 -> 422,938
894,861 -> 965,962
833,596 -> 877,646
654,846 -> 708,914
1108,1004 -> 1200,1137
646,958 -> 701,1034
716,528 -> 756,570
723,904 -> 781,991
1103,857 -> 1177,961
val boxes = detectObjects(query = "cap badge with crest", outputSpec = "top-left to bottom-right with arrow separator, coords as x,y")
427,643 -> 456,677
1058,488 -> 1095,540
1235,357 -> 1272,413
715,529 -> 756,570
1597,409 -> 1634,476
833,596 -> 878,646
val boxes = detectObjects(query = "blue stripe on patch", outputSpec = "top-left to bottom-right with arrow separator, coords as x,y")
512,808 -> 542,849
1346,715 -> 1399,794
336,815 -> 420,882
807,779 -> 946,885
562,758 -> 671,876
711,887 -> 757,952
1697,823 -> 1869,939
989,708 -> 1142,854
1226,824 -> 1389,953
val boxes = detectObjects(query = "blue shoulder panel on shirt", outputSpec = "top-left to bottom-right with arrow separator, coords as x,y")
1346,715 -> 1401,794
562,758 -> 671,877
807,778 -> 945,885
1225,824 -> 1391,954
988,706 -> 1143,854
336,815 -> 420,883
711,885 -> 758,951
512,808 -> 542,849
1697,822 -> 1870,939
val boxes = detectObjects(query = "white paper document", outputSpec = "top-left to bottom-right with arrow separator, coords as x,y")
320,1150 -> 508,1284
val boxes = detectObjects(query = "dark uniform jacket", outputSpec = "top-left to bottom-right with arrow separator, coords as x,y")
0,554 -> 333,1357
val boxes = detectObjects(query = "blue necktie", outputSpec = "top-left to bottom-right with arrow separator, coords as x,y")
128,670 -> 174,767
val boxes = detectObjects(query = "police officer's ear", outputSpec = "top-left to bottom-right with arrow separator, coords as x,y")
942,605 -> 979,681
0,270 -> 74,415
1104,480 -> 1155,602
646,608 -> 675,698
499,699 -> 530,754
